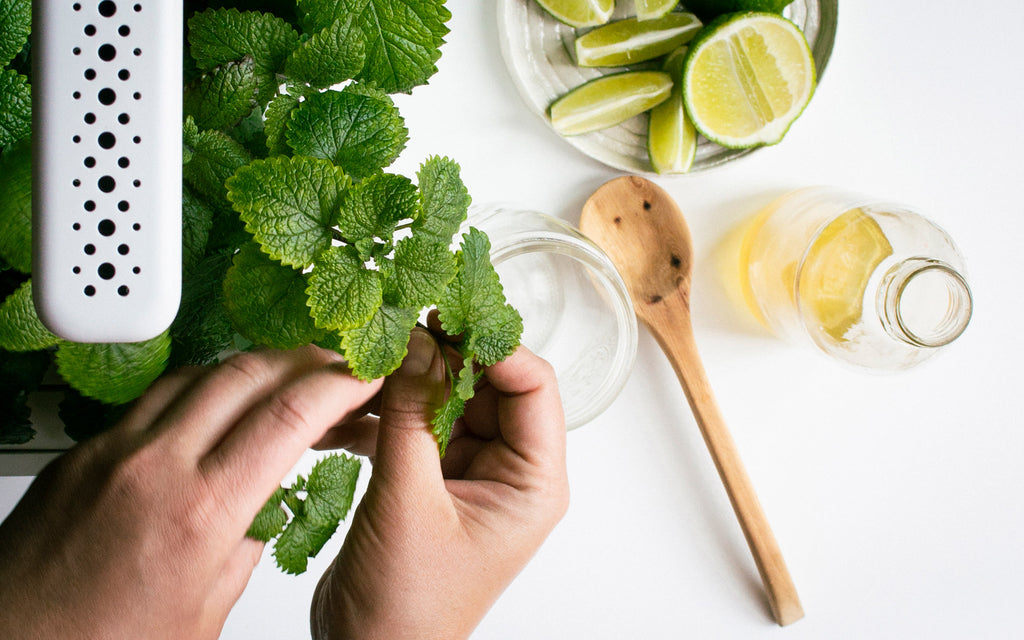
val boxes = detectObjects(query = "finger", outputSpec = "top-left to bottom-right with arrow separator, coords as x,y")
371,328 -> 447,495
483,346 -> 566,468
150,345 -> 346,457
200,361 -> 383,518
108,366 -> 206,435
313,414 -> 380,456
208,537 -> 265,615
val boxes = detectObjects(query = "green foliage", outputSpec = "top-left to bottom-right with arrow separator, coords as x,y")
184,57 -> 261,131
0,137 -> 32,273
54,333 -> 172,406
285,14 -> 366,88
306,245 -> 383,332
0,280 -> 60,352
0,68 -> 30,148
169,252 -> 235,368
0,0 -> 31,69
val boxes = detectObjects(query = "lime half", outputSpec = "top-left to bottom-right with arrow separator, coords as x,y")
534,0 -> 614,28
549,71 -> 673,136
648,47 -> 697,173
636,0 -> 681,21
683,12 -> 815,148
575,13 -> 702,67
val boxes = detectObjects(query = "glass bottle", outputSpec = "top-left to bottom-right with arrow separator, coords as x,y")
738,186 -> 973,370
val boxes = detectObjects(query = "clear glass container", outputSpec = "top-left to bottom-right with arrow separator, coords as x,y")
464,205 -> 638,428
738,187 -> 973,370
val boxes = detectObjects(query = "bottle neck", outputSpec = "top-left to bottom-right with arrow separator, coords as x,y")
878,258 -> 972,348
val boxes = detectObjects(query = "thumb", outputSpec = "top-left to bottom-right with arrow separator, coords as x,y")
372,328 -> 446,492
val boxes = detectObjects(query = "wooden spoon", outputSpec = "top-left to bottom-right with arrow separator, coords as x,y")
580,176 -> 804,626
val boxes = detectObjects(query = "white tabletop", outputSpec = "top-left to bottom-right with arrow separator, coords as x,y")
3,1 -> 1023,638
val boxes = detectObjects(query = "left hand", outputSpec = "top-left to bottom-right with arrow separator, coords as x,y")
0,345 -> 382,640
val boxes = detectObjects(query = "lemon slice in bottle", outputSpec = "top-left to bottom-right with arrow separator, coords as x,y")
575,12 -> 702,67
648,47 -> 697,173
636,0 -> 682,21
682,12 -> 815,148
799,208 -> 894,342
533,0 -> 614,28
549,71 -> 673,136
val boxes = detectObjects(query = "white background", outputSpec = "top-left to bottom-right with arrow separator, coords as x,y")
3,0 -> 1023,638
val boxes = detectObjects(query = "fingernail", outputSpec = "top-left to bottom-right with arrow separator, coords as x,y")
399,329 -> 437,376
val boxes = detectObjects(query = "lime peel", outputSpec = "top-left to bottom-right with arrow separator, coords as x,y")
534,0 -> 614,28
549,71 -> 673,136
575,13 -> 703,68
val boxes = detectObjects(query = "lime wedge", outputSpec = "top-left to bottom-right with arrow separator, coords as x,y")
648,47 -> 696,173
576,13 -> 702,67
534,0 -> 614,28
684,0 -> 794,20
683,12 -> 815,148
636,0 -> 681,21
549,71 -> 673,136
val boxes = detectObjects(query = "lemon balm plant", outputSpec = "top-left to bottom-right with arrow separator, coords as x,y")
0,0 -> 522,573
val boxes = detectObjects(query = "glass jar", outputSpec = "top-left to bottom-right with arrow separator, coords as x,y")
464,205 -> 638,428
738,187 -> 972,370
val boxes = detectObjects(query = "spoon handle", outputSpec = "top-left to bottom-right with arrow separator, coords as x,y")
648,300 -> 804,626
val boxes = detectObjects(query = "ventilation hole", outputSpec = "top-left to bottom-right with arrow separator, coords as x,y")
118,157 -> 129,168
133,136 -> 141,144
132,223 -> 141,230
73,47 -> 81,55
118,200 -> 130,211
98,88 -> 116,105
98,219 -> 116,236
118,69 -> 130,81
84,112 -> 96,124
133,48 -> 141,56
73,266 -> 82,274
118,113 -> 130,124
73,135 -> 81,143
132,91 -> 141,100
73,3 -> 81,10
98,44 -> 116,61
133,3 -> 141,11
118,285 -> 130,297
84,244 -> 96,255
84,24 -> 96,36
84,68 -> 96,80
73,90 -> 81,99
72,223 -> 82,231
98,263 -> 116,280
84,285 -> 96,296
119,25 -> 130,36
98,132 -> 116,148
84,200 -> 96,211
132,266 -> 141,274
118,244 -> 130,255
98,176 -> 116,192
98,1 -> 117,17
132,179 -> 141,187
84,156 -> 96,168
73,179 -> 82,187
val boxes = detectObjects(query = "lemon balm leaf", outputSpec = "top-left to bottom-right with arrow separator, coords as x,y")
306,246 -> 383,332
183,119 -> 254,210
263,93 -> 300,156
0,0 -> 31,68
0,137 -> 33,273
223,243 -> 324,349
247,487 -> 288,542
335,172 -> 417,245
414,156 -> 471,244
341,304 -> 418,381
285,86 -> 408,180
386,236 -> 457,309
0,281 -> 60,352
285,15 -> 366,89
0,69 -> 30,149
55,332 -> 171,406
183,57 -> 260,131
226,156 -> 350,268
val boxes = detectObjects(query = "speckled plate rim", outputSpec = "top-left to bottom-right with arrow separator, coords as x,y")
496,0 -> 837,175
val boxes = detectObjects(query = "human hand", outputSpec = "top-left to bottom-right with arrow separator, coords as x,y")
0,345 -> 382,640
310,328 -> 570,640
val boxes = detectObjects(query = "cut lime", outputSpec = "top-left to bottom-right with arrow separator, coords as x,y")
549,71 -> 673,136
534,0 -> 614,28
648,47 -> 696,173
576,13 -> 702,67
683,12 -> 815,148
636,0 -> 680,21
683,0 -> 794,20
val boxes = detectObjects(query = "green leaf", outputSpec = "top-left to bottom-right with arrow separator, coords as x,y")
169,251 -> 235,368
0,349 -> 50,445
335,172 -> 417,245
385,236 -> 457,308
223,243 -> 323,349
437,228 -> 522,366
341,304 -> 417,381
414,156 -> 471,244
0,0 -> 31,69
0,280 -> 60,352
226,156 -> 350,268
432,391 -> 463,457
264,93 -> 300,156
55,332 -> 172,406
285,85 -> 408,180
0,137 -> 33,273
285,15 -> 366,89
57,388 -> 129,443
297,0 -> 450,93
183,57 -> 260,131
272,453 -> 362,574
247,487 -> 288,542
0,69 -> 30,149
183,119 -> 254,210
182,185 -> 216,273
187,8 -> 301,102
306,245 -> 382,332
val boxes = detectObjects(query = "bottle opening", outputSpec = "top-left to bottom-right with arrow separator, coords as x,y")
882,259 -> 972,348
